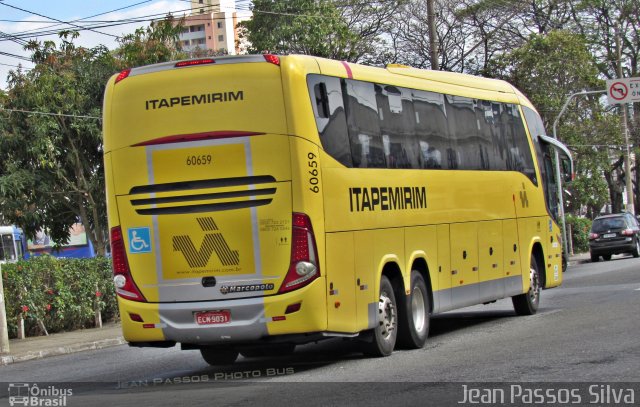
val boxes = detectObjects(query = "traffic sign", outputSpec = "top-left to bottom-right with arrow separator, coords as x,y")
606,77 -> 640,105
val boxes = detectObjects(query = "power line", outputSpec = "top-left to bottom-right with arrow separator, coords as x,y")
7,0 -> 155,37
0,1 -> 119,39
0,62 -> 30,69
0,107 -> 101,120
0,6 -> 196,42
0,51 -> 31,62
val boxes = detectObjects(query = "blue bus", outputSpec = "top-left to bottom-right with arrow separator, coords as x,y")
0,224 -> 95,260
0,225 -> 25,263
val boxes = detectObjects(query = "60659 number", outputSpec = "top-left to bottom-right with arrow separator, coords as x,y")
308,152 -> 319,193
186,154 -> 212,166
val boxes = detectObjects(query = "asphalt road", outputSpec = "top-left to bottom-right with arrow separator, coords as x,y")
1,255 -> 639,406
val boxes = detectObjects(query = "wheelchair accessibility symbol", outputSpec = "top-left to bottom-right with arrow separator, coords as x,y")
128,227 -> 152,254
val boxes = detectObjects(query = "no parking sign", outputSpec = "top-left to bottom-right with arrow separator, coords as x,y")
606,77 -> 640,105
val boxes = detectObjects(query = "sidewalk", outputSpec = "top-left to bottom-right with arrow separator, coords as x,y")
0,322 -> 125,366
0,253 -> 591,367
568,252 -> 591,266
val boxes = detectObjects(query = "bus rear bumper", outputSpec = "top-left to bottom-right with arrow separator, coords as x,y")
118,279 -> 327,346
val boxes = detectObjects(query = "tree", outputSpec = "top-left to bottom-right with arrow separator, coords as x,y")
488,30 -> 618,215
239,0 -> 358,59
114,16 -> 185,67
572,0 -> 640,212
238,0 -> 404,63
0,19 -> 186,256
0,32 -> 116,255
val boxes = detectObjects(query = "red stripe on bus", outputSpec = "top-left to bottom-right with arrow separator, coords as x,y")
133,131 -> 264,146
341,61 -> 353,79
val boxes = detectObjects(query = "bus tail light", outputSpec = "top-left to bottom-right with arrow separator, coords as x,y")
111,226 -> 146,302
115,69 -> 131,84
175,59 -> 215,68
279,213 -> 319,293
263,54 -> 280,65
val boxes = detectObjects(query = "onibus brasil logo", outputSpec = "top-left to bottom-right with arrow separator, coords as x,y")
8,383 -> 72,406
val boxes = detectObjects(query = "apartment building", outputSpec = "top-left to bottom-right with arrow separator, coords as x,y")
177,0 -> 242,55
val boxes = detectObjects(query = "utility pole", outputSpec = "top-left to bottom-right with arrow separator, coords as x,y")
616,25 -> 635,214
426,0 -> 439,70
0,261 -> 9,353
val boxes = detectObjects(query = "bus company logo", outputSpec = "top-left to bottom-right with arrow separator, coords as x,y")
145,90 -> 244,110
219,283 -> 275,295
348,186 -> 427,212
173,217 -> 240,268
8,383 -> 72,406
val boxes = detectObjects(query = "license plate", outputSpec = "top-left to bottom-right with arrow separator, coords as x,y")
195,310 -> 231,325
603,233 -> 616,238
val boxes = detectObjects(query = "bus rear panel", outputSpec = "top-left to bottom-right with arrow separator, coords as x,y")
103,56 -> 327,346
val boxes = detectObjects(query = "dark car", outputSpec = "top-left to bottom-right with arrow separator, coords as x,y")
589,213 -> 640,262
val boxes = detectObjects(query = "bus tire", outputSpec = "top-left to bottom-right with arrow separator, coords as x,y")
362,275 -> 397,357
512,255 -> 541,316
200,347 -> 239,365
397,271 -> 430,349
511,256 -> 541,315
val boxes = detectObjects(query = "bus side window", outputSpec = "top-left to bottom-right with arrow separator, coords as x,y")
376,84 -> 419,169
307,75 -> 352,167
342,79 -> 386,168
474,100 -> 502,170
446,95 -> 477,170
413,90 -> 447,169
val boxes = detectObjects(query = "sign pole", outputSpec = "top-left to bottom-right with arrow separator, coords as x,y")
606,76 -> 639,215
622,103 -> 634,214
0,261 -> 10,353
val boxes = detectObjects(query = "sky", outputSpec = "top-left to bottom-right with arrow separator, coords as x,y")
0,0 -> 251,90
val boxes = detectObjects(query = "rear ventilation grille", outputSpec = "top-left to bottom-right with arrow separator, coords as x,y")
130,176 -> 277,216
129,175 -> 275,195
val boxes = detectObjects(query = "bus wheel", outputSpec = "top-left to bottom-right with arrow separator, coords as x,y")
512,256 -> 541,316
397,271 -> 430,349
363,275 -> 397,357
200,347 -> 238,365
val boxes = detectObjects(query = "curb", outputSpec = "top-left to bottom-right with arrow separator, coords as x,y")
567,258 -> 591,267
0,337 -> 126,366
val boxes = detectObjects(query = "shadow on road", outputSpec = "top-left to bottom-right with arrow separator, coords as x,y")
430,309 -> 517,338
173,309 -> 520,380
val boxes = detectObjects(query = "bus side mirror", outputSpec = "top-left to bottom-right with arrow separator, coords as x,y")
538,134 -> 574,183
561,157 -> 573,183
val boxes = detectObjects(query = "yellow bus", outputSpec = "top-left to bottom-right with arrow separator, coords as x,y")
102,54 -> 572,364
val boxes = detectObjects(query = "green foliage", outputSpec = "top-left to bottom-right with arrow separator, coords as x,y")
488,30 -> 602,126
0,21 -> 185,256
565,214 -> 592,253
240,0 -> 358,59
239,0 -> 405,62
115,16 -> 186,67
0,32 -> 116,255
1,256 -> 117,338
487,30 -> 622,217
